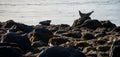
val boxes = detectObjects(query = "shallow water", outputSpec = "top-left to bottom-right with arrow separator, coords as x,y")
0,0 -> 120,26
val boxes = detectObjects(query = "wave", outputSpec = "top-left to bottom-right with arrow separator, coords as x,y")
0,0 -> 119,6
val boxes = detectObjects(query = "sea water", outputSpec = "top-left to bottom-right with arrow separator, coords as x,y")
0,0 -> 120,26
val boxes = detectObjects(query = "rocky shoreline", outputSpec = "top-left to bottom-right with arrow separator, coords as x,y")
0,11 -> 120,57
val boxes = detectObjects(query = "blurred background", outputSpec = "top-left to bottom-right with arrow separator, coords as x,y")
0,0 -> 120,26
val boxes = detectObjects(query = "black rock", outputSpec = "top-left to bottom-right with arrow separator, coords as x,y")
37,46 -> 86,57
81,19 -> 102,29
2,20 -> 16,28
0,22 -> 2,28
83,33 -> 96,40
110,46 -> 120,57
62,31 -> 82,38
29,28 -> 53,42
39,20 -> 51,26
9,23 -> 33,33
101,20 -> 116,28
31,41 -> 47,48
0,47 -> 22,57
1,32 -> 32,52
112,26 -> 120,33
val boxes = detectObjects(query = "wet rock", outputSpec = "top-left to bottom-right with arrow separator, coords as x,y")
81,19 -> 102,29
112,39 -> 120,46
75,41 -> 89,48
54,30 -> 66,34
0,46 -> 22,57
48,24 -> 70,33
112,26 -> 120,33
1,32 -> 32,52
0,22 -> 2,28
72,11 -> 94,27
9,23 -> 33,33
37,46 -> 86,57
100,20 -> 116,28
110,45 -> 120,57
31,41 -> 47,48
62,31 -> 82,38
47,25 -> 59,32
96,38 -> 108,45
29,28 -> 53,43
97,52 -> 109,57
82,33 -> 96,40
95,32 -> 106,37
83,46 -> 96,53
39,20 -> 51,26
97,45 -> 110,52
2,20 -> 17,28
0,43 -> 23,57
48,37 -> 70,46
86,51 -> 97,57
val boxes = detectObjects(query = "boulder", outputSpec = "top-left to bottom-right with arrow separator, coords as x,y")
39,20 -> 51,26
82,33 -> 96,40
29,28 -> 53,43
100,20 -> 116,28
81,19 -> 102,29
2,20 -> 16,28
37,46 -> 86,57
110,45 -> 120,57
9,23 -> 33,33
1,32 -> 32,52
0,46 -> 22,57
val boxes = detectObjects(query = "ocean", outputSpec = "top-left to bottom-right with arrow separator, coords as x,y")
0,0 -> 120,26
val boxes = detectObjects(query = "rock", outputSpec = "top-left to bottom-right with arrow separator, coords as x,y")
83,46 -> 96,53
29,28 -> 53,43
95,32 -> 106,37
86,51 -> 97,57
82,33 -> 96,40
0,46 -> 22,57
9,23 -> 33,33
75,41 -> 89,48
1,32 -> 32,52
96,38 -> 108,45
112,26 -> 120,33
81,19 -> 102,29
97,45 -> 110,52
0,22 -> 2,28
110,45 -> 120,57
47,25 -> 59,32
37,46 -> 86,57
61,31 -> 82,38
39,20 -> 51,26
72,10 -> 94,27
48,37 -> 70,46
2,20 -> 16,28
0,43 -> 23,57
48,24 -> 70,33
97,52 -> 109,57
31,41 -> 47,48
54,30 -> 66,35
100,20 -> 116,28
2,20 -> 33,33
